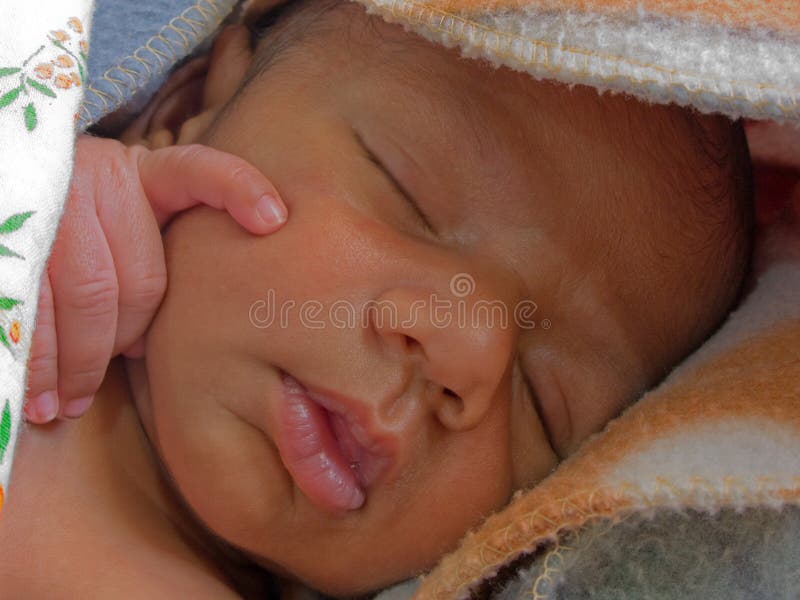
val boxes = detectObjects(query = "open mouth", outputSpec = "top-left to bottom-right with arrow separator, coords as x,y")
276,372 -> 394,514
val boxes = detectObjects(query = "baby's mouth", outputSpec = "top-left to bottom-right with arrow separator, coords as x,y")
275,372 -> 395,514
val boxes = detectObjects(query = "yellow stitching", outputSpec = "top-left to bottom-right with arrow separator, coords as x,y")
529,518 -> 623,600
367,0 -> 798,121
79,0 -> 232,127
531,539 -> 567,599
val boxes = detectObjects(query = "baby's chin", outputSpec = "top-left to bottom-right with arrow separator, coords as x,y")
124,360 -> 423,596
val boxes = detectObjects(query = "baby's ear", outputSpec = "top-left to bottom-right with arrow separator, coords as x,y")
120,25 -> 254,149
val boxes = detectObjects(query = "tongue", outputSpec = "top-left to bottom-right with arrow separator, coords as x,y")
278,375 -> 365,512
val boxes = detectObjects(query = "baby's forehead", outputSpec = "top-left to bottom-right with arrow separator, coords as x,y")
251,3 -> 679,140
251,2 -> 533,99
246,1 -> 714,221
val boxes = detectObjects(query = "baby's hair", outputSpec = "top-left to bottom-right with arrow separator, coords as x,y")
645,104 -> 753,366
202,0 -> 344,140
246,0 -> 342,74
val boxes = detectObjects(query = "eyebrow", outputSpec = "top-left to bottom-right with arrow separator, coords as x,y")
354,130 -> 438,235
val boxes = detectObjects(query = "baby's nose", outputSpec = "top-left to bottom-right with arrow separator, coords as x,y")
369,267 -> 520,431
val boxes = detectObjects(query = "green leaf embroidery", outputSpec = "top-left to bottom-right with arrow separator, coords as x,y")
0,244 -> 23,259
24,103 -> 36,131
0,400 -> 11,464
79,51 -> 88,65
0,211 -> 34,234
0,327 -> 10,351
26,78 -> 56,98
77,62 -> 85,85
0,298 -> 21,310
0,67 -> 21,78
0,86 -> 22,109
51,40 -> 68,54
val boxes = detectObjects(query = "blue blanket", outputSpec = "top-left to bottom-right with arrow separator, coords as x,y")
79,0 -> 238,130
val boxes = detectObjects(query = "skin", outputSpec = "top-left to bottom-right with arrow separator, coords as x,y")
0,4 -> 749,597
23,137 -> 287,423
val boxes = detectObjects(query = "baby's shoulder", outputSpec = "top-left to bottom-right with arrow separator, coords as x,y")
0,489 -> 240,598
0,423 -> 240,598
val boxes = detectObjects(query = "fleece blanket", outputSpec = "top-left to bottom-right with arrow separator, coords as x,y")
352,0 -> 800,125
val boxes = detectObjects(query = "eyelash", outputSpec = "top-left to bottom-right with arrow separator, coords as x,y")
356,133 -> 437,235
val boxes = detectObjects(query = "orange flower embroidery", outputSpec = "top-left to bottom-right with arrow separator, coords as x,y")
34,63 -> 53,80
2,17 -> 89,132
9,322 -> 19,345
53,54 -> 73,69
54,74 -> 72,89
67,17 -> 83,34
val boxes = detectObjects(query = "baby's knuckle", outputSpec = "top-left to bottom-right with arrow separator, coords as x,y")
122,272 -> 167,309
94,148 -> 135,197
63,363 -> 107,388
64,273 -> 119,316
175,144 -> 208,171
228,163 -> 253,179
27,351 -> 57,380
228,163 -> 260,187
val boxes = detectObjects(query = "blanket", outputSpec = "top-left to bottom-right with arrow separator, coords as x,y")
0,0 -> 93,513
352,0 -> 800,125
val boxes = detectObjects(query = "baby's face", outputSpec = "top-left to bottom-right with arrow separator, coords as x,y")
138,4 -> 743,595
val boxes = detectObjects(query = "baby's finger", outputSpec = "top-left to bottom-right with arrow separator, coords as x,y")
48,192 -> 118,419
24,269 -> 59,424
134,144 -> 288,234
91,150 -> 168,357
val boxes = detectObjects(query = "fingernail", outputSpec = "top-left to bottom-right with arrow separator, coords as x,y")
24,391 -> 59,423
256,194 -> 287,226
64,395 -> 93,419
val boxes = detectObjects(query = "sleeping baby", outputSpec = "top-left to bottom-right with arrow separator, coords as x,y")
1,0 -> 754,597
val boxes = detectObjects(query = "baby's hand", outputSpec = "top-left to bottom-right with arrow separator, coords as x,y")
23,136 -> 287,423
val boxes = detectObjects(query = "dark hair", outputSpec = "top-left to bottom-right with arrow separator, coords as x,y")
245,0 -> 344,85
200,0 -> 343,140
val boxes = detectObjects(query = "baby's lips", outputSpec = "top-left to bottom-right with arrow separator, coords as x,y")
277,374 -> 366,513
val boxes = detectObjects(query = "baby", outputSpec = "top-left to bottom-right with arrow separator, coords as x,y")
1,0 -> 753,597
